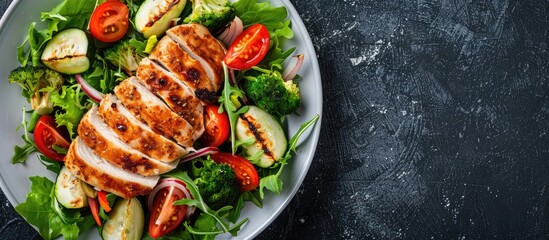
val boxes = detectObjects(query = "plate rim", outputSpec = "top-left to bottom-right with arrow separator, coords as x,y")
0,0 -> 323,239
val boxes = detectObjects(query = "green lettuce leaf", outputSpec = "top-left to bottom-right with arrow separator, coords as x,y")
234,0 -> 290,32
49,84 -> 89,139
15,176 -> 90,240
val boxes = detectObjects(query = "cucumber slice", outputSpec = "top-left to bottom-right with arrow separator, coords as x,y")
236,106 -> 287,168
80,181 -> 97,198
55,166 -> 88,209
135,0 -> 187,38
101,198 -> 145,240
41,28 -> 90,74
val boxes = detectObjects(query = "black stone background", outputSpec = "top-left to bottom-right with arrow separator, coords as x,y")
2,0 -> 549,239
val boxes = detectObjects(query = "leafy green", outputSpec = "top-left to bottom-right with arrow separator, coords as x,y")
50,84 -> 89,139
84,55 -> 127,94
12,108 -> 37,164
219,63 -> 249,154
233,0 -> 291,32
17,0 -> 96,66
15,176 -> 92,240
37,155 -> 63,174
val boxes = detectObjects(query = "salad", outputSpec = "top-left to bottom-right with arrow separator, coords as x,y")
5,0 -> 319,239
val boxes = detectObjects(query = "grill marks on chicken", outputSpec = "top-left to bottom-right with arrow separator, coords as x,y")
167,24 -> 225,91
79,106 -> 177,176
115,77 -> 196,147
65,138 -> 159,199
99,95 -> 188,163
137,57 -> 205,139
63,24 -> 227,199
148,36 -> 215,100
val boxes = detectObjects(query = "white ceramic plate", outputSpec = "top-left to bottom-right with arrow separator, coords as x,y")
0,0 -> 322,239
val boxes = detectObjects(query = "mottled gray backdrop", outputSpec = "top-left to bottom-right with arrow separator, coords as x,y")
1,0 -> 549,239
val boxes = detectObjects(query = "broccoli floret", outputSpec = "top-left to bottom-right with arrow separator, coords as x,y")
243,70 -> 301,116
183,0 -> 235,33
103,39 -> 146,75
9,66 -> 64,115
191,158 -> 240,210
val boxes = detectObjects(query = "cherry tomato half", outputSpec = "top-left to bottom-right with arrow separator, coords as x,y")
224,24 -> 271,70
210,152 -> 259,192
200,105 -> 230,147
89,0 -> 129,42
33,115 -> 70,162
148,180 -> 188,238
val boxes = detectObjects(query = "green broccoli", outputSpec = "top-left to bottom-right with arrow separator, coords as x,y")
9,66 -> 64,115
103,39 -> 147,75
243,69 -> 301,117
183,0 -> 235,33
191,158 -> 240,210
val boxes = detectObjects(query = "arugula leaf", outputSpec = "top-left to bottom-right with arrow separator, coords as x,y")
18,0 -> 96,66
84,54 -> 127,93
12,135 -> 37,164
12,108 -> 37,164
15,176 -> 91,240
37,155 -> 62,174
219,63 -> 249,154
50,84 -> 89,139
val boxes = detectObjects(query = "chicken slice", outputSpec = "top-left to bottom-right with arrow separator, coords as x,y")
65,137 -> 159,199
137,57 -> 205,138
148,36 -> 216,102
78,105 -> 177,176
99,94 -> 189,163
166,24 -> 226,92
114,77 -> 196,147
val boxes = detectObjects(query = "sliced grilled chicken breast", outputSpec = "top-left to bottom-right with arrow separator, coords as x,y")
99,94 -> 188,163
137,57 -> 205,138
166,24 -> 225,92
148,36 -> 216,102
114,77 -> 196,147
78,105 -> 177,176
65,138 -> 159,199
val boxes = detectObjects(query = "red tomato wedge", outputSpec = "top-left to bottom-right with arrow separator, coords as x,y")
210,152 -> 259,192
89,0 -> 129,42
224,23 -> 270,70
200,105 -> 230,147
148,179 -> 189,238
33,115 -> 70,162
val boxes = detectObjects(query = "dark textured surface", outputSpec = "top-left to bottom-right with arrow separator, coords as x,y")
2,0 -> 549,239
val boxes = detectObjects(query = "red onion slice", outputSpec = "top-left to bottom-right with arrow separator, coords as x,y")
218,16 -> 243,47
227,17 -> 243,46
75,74 -> 103,102
180,146 -> 219,163
282,54 -> 305,81
217,21 -> 234,45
